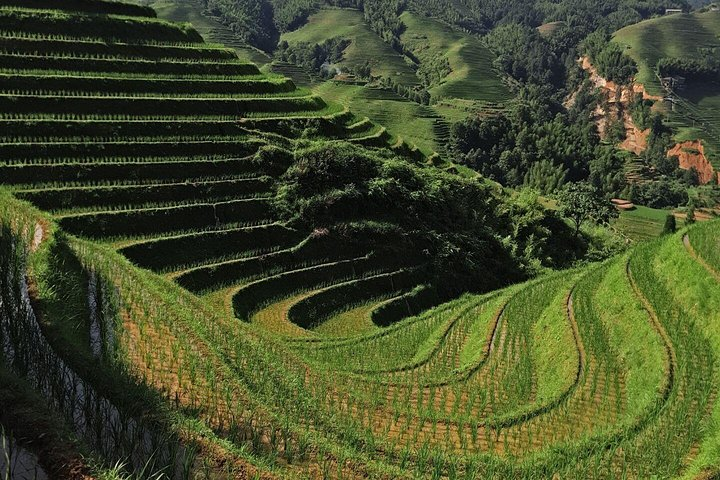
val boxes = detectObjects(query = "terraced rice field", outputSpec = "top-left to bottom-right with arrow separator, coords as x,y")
278,7 -> 510,156
133,0 -> 272,66
2,1 -> 720,478
613,205 -> 671,241
313,82 -> 441,155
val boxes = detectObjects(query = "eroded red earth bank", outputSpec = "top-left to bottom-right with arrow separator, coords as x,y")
580,56 -> 718,184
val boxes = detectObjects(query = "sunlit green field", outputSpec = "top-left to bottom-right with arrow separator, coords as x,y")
313,82 -> 440,154
400,12 -> 511,104
613,205 -> 670,241
281,8 -> 418,85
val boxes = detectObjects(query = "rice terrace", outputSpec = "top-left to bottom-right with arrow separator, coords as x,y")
1,0 -> 720,479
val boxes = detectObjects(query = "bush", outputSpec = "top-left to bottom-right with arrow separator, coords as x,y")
663,214 -> 676,234
658,57 -> 719,82
273,142 -> 581,296
628,179 -> 689,208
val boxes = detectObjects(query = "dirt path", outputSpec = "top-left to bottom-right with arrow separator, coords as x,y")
683,234 -> 720,282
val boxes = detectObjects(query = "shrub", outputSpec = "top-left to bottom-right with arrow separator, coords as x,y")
273,142 -> 580,296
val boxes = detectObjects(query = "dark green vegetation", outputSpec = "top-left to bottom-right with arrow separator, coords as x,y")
449,86 -> 630,195
137,0 -> 512,156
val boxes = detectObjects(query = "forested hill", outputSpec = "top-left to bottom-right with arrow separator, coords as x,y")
199,0 -> 686,54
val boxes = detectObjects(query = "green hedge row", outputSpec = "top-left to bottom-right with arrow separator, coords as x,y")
287,269 -> 425,329
0,74 -> 293,96
16,176 -> 272,211
349,128 -> 392,148
0,54 -> 260,76
59,198 -> 271,238
238,110 -> 355,138
0,138 -> 264,161
1,119 -> 257,141
0,156 -> 259,184
370,284 -> 443,327
232,253 -> 401,321
120,223 -> 302,273
0,94 -> 325,116
0,10 -> 201,43
0,36 -> 237,60
175,234 -> 355,293
0,0 -> 156,17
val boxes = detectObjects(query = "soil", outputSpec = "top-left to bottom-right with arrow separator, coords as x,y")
667,141 -> 719,185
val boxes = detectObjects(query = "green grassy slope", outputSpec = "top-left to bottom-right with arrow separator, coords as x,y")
129,2 -> 512,157
613,205 -> 671,241
400,11 -> 511,105
279,7 -> 511,155
281,8 -> 418,85
613,10 -> 720,166
313,82 -> 441,154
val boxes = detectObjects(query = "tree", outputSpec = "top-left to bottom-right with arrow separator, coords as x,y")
556,182 -> 618,237
686,200 -> 697,225
663,214 -> 677,234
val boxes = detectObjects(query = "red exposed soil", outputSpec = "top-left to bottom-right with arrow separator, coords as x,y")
580,57 -> 719,184
620,118 -> 650,155
580,56 -> 651,154
667,141 -> 719,185
580,57 -> 662,103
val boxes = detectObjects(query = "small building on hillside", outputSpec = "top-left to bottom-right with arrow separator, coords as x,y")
661,76 -> 686,92
665,8 -> 683,14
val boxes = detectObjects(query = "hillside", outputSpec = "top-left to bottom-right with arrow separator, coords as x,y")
277,8 -> 510,155
133,0 -> 272,65
132,1 -> 510,156
613,9 -> 720,170
399,12 -> 510,107
280,8 -> 419,85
